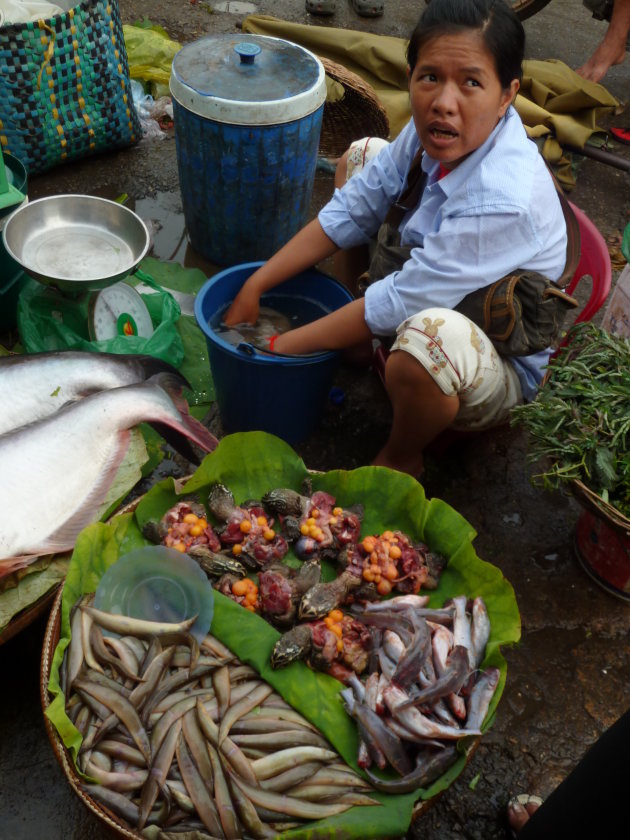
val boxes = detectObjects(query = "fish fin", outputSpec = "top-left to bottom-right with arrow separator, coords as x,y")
34,430 -> 132,555
148,422 -> 201,464
147,373 -> 219,456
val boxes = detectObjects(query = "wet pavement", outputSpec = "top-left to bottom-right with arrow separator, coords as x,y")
2,0 -> 630,838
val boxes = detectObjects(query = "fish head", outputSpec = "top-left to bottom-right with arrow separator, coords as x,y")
261,488 -> 307,517
270,624 -> 313,669
187,545 -> 247,578
298,583 -> 338,620
207,483 -> 236,522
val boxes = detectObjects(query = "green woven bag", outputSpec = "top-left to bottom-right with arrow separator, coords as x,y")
0,0 -> 141,173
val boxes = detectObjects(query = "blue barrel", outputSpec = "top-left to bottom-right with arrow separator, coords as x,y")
170,35 -> 327,267
194,263 -> 354,444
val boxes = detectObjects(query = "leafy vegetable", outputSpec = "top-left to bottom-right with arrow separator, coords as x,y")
46,431 -> 520,840
511,322 -> 630,517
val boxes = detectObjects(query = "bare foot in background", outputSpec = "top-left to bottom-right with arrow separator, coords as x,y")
576,0 -> 630,83
576,37 -> 626,82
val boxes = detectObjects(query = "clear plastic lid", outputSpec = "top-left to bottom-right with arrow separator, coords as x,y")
170,34 -> 327,126
94,546 -> 215,642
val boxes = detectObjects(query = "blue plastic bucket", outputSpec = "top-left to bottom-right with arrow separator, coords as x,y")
194,263 -> 353,443
170,35 -> 326,267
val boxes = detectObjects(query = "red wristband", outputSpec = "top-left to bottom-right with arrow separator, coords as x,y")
268,333 -> 279,351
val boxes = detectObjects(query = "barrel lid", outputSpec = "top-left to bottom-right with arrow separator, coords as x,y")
170,34 -> 327,126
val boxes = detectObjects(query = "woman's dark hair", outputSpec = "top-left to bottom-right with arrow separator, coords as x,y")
407,0 -> 525,88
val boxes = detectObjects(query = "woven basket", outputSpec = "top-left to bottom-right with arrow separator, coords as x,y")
0,0 -> 141,174
318,56 -> 390,159
41,580 -> 477,835
570,479 -> 630,537
41,584 -> 141,839
39,486 -> 482,836
41,492 -> 150,839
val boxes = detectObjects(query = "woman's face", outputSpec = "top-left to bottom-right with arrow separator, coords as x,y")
408,30 -> 520,169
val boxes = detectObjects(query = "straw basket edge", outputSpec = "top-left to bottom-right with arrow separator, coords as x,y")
318,56 -> 390,159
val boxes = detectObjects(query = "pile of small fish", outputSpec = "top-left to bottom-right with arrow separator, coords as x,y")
62,595 -> 380,837
0,351 -> 218,580
336,594 -> 500,793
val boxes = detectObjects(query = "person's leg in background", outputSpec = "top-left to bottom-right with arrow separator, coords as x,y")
577,0 -> 630,82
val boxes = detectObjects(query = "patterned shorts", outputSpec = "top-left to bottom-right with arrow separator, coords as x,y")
391,308 -> 523,430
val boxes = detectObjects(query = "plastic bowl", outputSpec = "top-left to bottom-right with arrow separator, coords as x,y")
94,545 -> 215,642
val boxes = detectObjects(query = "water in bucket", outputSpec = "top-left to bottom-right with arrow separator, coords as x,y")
211,296 -> 335,351
214,306 -> 292,348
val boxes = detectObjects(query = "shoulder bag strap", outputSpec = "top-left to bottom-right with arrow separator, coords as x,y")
384,148 -> 427,228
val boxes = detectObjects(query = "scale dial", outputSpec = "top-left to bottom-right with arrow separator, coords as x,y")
89,281 -> 154,341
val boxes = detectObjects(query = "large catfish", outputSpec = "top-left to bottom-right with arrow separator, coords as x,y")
0,373 -> 218,577
0,350 -> 187,435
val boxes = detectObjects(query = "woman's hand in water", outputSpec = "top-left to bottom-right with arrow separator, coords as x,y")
224,220 -> 338,327
223,288 -> 260,327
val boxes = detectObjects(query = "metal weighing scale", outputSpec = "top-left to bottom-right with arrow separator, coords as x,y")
88,281 -> 154,341
1,193 -> 153,341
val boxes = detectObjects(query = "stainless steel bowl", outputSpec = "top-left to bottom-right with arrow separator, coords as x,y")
1,194 -> 151,292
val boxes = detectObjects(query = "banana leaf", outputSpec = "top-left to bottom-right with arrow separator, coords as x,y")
0,555 -> 68,634
46,431 -> 520,839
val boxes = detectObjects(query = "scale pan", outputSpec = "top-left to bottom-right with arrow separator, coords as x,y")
1,194 -> 150,292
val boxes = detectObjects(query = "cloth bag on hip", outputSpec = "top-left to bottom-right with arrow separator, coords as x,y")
0,0 -> 141,174
364,150 -> 580,357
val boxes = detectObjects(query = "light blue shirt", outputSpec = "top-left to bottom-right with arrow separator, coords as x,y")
317,107 -> 568,399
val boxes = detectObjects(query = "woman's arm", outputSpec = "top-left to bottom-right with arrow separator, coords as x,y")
223,219 -> 339,326
273,298 -> 373,355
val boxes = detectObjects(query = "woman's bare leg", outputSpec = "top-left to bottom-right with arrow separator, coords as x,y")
372,350 -> 459,476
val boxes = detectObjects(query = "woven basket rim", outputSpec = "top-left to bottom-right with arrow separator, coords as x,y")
317,54 -> 390,159
42,586 -> 143,840
570,478 -> 630,535
319,56 -> 386,107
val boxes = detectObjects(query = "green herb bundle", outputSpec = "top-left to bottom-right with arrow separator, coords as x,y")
511,322 -> 630,518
